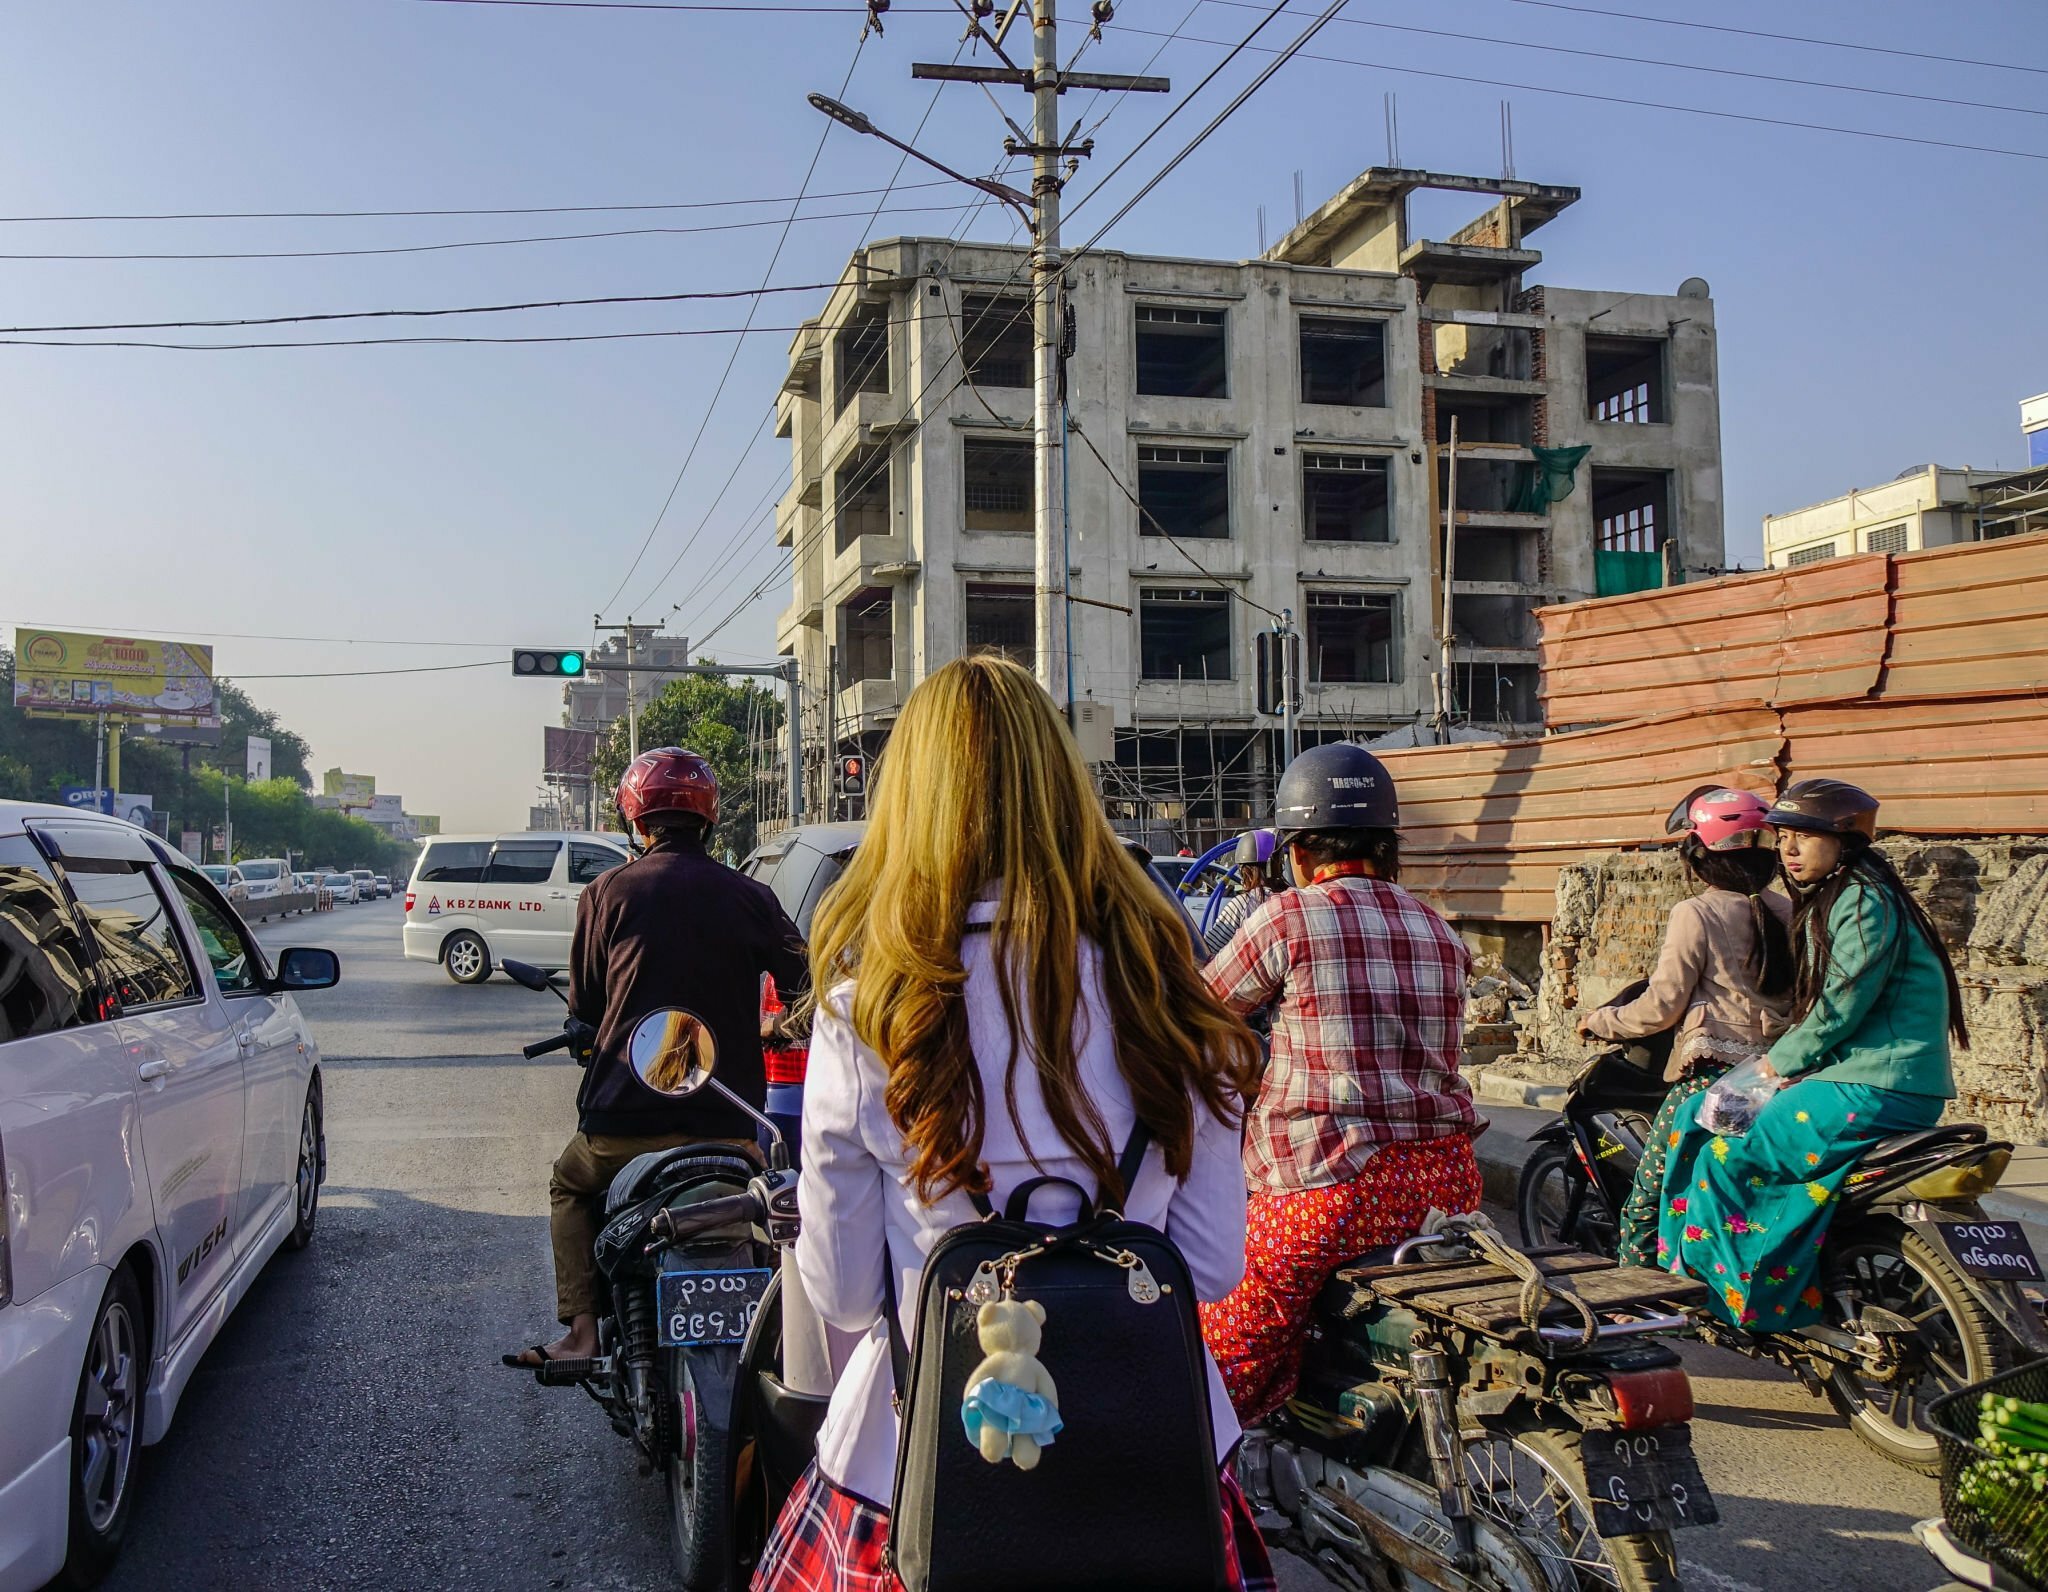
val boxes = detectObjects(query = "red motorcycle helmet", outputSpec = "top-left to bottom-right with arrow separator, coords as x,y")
616,746 -> 719,833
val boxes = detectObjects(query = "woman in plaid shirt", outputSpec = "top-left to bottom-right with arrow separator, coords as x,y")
1198,742 -> 1484,1424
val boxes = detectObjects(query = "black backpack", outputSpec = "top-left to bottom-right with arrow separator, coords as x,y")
886,1125 -> 1231,1592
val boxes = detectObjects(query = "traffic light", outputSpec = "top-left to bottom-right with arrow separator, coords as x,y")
838,754 -> 867,797
1255,630 -> 1301,716
512,648 -> 586,679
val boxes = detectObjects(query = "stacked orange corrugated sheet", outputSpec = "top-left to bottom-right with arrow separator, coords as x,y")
1387,535 -> 2048,923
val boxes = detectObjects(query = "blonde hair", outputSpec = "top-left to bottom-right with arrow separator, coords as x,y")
809,654 -> 1257,1202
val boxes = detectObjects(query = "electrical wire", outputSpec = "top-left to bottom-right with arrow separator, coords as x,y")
600,30 -> 870,615
0,178 -> 966,226
0,622 -> 516,649
1199,0 -> 2048,119
406,0 -> 952,10
0,322 -> 874,350
0,281 -> 844,336
0,201 -> 977,262
1074,0 -> 1209,145
1113,26 -> 2048,166
222,659 -> 503,680
1498,0 -> 2048,80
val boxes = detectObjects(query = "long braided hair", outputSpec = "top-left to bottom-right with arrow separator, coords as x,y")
1787,837 -> 1969,1048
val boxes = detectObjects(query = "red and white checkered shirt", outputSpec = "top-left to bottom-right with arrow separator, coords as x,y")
1203,870 -> 1479,1193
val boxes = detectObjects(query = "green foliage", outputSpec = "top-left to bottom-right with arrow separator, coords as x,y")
590,668 -> 783,859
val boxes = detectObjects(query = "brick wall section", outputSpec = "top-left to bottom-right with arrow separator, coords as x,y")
1517,838 -> 2048,1142
1418,318 -> 1437,376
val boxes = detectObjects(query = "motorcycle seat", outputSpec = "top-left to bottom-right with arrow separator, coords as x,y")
606,1144 -> 762,1214
1858,1124 -> 1987,1167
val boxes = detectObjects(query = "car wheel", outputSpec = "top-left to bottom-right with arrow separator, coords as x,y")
57,1270 -> 145,1588
444,931 -> 492,984
285,1084 -> 323,1251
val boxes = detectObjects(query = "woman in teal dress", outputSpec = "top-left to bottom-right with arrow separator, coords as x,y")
1655,779 -> 1968,1330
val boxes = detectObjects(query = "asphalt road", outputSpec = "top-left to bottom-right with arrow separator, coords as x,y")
103,900 -> 1945,1592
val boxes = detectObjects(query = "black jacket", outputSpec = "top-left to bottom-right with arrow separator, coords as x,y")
567,831 -> 808,1139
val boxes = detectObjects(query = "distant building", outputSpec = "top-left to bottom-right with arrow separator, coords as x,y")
775,166 -> 1726,843
560,628 -> 689,737
2026,392 -> 2048,468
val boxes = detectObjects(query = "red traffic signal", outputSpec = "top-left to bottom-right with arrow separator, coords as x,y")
838,754 -> 867,795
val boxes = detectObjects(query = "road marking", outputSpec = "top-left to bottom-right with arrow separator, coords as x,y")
1681,1562 -> 1766,1592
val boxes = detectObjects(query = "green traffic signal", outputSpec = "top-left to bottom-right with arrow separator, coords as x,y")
513,648 -> 588,678
561,651 -> 584,675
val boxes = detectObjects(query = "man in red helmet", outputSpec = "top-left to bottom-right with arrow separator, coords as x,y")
505,746 -> 806,1369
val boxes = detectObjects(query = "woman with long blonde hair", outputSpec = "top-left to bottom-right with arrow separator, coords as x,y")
754,653 -> 1273,1592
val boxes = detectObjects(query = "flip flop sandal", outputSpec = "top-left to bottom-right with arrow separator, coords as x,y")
501,1344 -> 555,1369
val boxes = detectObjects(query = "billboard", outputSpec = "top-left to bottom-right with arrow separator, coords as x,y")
13,629 -> 219,726
321,769 -> 375,808
246,736 -> 272,781
543,725 -> 597,780
60,787 -> 155,827
413,815 -> 441,836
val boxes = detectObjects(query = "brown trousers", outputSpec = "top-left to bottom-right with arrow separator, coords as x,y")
548,1130 -> 754,1322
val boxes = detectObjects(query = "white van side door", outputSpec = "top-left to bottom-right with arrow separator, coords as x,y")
479,839 -> 563,965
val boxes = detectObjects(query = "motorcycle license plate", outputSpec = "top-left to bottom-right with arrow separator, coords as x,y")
657,1267 -> 774,1348
1934,1220 -> 2043,1282
1580,1426 -> 1718,1538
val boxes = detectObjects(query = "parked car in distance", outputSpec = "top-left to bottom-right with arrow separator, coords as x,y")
199,862 -> 247,902
233,857 -> 292,906
401,831 -> 631,983
320,872 -> 358,904
372,875 -> 392,899
0,798 -> 339,1591
348,869 -> 375,901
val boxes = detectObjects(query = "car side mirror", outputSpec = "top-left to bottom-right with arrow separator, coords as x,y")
276,947 -> 340,991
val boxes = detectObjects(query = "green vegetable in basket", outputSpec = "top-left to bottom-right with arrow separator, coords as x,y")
1978,1396 -> 2048,1452
1957,1454 -> 2048,1579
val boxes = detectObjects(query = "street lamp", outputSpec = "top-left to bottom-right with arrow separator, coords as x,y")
806,92 -> 1036,232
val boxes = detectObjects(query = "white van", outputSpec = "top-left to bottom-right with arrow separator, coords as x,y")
235,857 -> 292,905
401,831 -> 631,983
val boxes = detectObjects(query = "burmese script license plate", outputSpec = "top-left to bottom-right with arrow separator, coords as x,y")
1935,1221 -> 2043,1283
1580,1426 -> 1719,1538
657,1267 -> 774,1348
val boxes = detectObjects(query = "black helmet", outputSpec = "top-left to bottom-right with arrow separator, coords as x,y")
1275,742 -> 1399,835
1766,778 -> 1879,838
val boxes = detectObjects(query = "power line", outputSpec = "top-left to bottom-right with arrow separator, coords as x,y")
0,622 -> 516,649
223,659 -> 503,680
1498,0 -> 2048,80
0,178 -> 963,224
1199,0 -> 2048,119
0,280 -> 843,335
0,201 -> 977,261
1114,26 -> 2048,165
406,0 -> 951,10
0,322 -> 869,350
600,29 -> 869,617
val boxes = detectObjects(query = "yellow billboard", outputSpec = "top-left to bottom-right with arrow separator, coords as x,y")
13,629 -> 220,726
322,769 -> 376,808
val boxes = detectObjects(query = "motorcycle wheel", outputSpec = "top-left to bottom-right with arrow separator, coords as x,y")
667,1349 -> 734,1591
1460,1424 -> 1680,1592
1819,1220 -> 2012,1474
1516,1143 -> 1617,1258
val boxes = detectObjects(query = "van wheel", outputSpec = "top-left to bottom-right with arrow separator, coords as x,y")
57,1270 -> 145,1588
444,932 -> 491,984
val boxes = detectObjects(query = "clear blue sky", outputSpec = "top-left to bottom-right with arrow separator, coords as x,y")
4,0 -> 2043,832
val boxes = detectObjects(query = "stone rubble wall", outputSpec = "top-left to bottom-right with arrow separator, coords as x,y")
1501,838 -> 2048,1144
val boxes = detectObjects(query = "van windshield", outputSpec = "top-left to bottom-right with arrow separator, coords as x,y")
240,861 -> 281,881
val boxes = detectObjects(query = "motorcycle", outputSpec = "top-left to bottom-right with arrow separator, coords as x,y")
1242,1214 -> 1718,1592
506,960 -> 827,1590
1516,989 -> 2048,1474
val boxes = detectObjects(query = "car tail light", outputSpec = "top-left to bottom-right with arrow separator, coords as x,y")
1605,1366 -> 1693,1431
404,892 -> 415,913
765,1045 -> 809,1087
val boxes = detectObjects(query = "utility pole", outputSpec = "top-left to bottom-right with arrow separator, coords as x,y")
1433,415 -> 1461,744
593,617 -> 655,761
1278,609 -> 1300,772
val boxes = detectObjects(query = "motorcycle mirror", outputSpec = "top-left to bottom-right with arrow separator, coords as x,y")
501,959 -> 554,993
628,1007 -> 718,1097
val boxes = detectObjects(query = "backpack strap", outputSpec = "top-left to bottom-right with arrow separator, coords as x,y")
1108,1121 -> 1153,1216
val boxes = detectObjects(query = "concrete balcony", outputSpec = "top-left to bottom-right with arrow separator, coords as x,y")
1425,373 -> 1546,398
823,387 -> 911,466
1453,508 -> 1549,532
1450,579 -> 1559,598
835,676 -> 902,725
825,533 -> 918,601
1452,642 -> 1541,666
776,597 -> 824,645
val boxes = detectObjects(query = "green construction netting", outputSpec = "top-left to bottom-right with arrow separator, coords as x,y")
1596,549 -> 1664,597
1510,444 -> 1592,513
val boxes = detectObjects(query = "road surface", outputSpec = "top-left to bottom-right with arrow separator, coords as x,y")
104,900 -> 1944,1591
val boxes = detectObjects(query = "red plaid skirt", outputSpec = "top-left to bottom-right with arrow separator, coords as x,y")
752,1462 -> 1278,1592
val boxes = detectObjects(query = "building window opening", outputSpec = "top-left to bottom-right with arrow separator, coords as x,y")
964,583 -> 1033,665
842,587 -> 893,682
1453,661 -> 1540,728
961,295 -> 1031,388
1139,586 -> 1232,680
1435,394 -> 1533,446
1300,317 -> 1386,407
1135,306 -> 1227,398
1591,468 -> 1671,595
1786,542 -> 1839,567
1586,334 -> 1666,424
1865,523 -> 1909,554
1137,445 -> 1230,539
1305,590 -> 1397,684
835,303 -> 890,412
1302,454 -> 1391,543
834,445 -> 891,554
963,438 -> 1033,533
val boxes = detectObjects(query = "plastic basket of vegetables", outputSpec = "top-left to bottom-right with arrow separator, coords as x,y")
1929,1357 -> 2048,1591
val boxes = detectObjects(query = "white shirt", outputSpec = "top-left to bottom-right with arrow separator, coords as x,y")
797,899 -> 1249,1506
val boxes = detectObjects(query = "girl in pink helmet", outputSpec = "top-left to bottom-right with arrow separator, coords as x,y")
1577,785 -> 1796,1268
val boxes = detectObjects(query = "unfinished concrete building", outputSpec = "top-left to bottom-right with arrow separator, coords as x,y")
774,167 -> 1725,846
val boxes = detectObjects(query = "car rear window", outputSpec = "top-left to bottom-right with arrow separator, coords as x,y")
417,841 -> 491,883
486,841 -> 561,884
0,835 -> 101,1041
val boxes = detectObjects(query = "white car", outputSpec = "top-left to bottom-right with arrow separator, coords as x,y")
200,863 -> 247,903
348,869 -> 375,902
320,873 -> 358,904
402,831 -> 630,983
0,799 -> 338,1591
234,857 -> 291,904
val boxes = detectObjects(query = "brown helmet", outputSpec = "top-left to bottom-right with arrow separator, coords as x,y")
1766,778 -> 1878,838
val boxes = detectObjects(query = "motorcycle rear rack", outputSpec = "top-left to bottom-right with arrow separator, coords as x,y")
1337,1240 -> 1709,1349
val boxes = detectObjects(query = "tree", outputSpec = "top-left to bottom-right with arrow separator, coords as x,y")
204,680 -> 313,788
591,670 -> 783,860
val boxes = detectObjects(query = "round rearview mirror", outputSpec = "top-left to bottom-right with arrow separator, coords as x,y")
628,1008 -> 718,1097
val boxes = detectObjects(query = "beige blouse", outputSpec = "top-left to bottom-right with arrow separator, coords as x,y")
1581,887 -> 1795,1079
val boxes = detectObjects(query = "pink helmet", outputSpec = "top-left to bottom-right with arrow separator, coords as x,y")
1664,785 -> 1771,852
